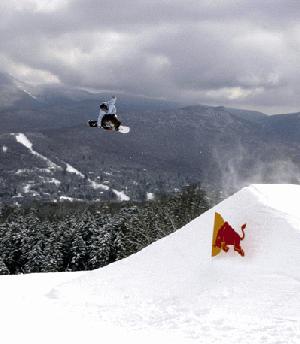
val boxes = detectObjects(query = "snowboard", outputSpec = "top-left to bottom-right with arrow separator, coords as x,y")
212,212 -> 225,257
87,120 -> 130,134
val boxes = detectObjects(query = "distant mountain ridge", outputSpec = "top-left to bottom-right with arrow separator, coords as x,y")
0,72 -> 300,204
0,71 -> 181,132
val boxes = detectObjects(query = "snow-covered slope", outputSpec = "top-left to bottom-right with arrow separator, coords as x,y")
10,132 -> 130,201
0,184 -> 300,343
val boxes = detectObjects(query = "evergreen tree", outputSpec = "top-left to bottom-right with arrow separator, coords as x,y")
0,184 -> 209,274
71,234 -> 87,271
0,257 -> 9,274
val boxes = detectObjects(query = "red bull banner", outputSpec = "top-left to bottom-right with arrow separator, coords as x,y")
212,212 -> 246,257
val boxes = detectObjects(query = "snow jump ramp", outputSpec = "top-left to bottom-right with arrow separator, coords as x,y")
49,184 -> 300,343
1,184 -> 300,344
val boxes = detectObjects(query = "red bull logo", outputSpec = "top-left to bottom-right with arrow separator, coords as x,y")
212,212 -> 247,257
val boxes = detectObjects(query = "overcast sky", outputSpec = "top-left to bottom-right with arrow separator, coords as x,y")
1,0 -> 300,113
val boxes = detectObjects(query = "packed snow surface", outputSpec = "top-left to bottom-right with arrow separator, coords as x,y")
0,184 -> 300,343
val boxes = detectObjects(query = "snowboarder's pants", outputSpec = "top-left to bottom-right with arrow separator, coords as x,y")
100,114 -> 121,129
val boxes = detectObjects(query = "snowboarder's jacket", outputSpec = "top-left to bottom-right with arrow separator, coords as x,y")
100,96 -> 117,115
98,96 -> 120,129
107,96 -> 117,115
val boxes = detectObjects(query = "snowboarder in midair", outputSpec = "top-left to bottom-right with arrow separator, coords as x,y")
97,96 -> 121,131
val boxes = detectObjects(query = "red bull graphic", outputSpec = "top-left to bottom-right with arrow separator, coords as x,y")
212,212 -> 247,257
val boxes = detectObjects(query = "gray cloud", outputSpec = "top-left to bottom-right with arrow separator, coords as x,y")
1,0 -> 300,113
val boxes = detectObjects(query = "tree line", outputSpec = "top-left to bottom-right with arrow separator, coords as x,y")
0,184 -> 209,274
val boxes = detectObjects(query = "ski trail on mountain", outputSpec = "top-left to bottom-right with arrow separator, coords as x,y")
12,132 -> 130,200
13,133 -> 61,170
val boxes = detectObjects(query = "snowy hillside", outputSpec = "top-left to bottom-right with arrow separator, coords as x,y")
0,184 -> 300,343
0,132 -> 130,202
